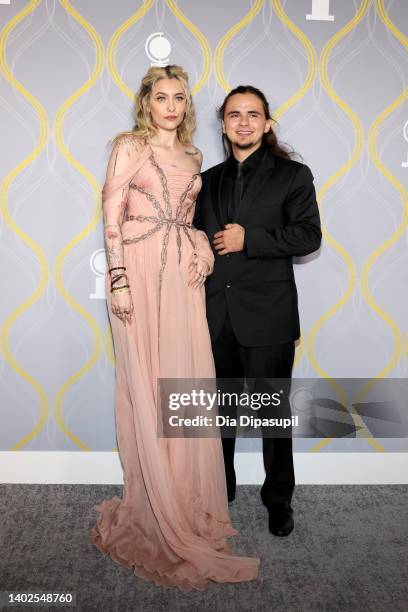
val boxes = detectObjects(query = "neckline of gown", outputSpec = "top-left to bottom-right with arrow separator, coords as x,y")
147,143 -> 200,177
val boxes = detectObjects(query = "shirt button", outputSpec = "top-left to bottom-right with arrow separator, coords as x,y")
226,284 -> 231,289
226,254 -> 230,258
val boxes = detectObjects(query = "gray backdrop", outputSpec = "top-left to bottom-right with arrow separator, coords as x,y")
0,0 -> 407,455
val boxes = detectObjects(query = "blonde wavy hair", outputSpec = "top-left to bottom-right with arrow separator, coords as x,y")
112,65 -> 196,147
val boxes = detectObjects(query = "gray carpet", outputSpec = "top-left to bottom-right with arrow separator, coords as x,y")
0,485 -> 407,612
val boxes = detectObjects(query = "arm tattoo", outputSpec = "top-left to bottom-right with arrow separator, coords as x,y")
103,154 -> 128,272
104,221 -> 124,270
104,232 -> 123,269
185,148 -> 199,156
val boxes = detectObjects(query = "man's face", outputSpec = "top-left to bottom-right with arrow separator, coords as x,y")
222,93 -> 271,152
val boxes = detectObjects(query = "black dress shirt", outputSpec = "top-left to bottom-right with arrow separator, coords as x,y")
221,145 -> 266,251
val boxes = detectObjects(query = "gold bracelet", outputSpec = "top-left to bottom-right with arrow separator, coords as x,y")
111,286 -> 130,295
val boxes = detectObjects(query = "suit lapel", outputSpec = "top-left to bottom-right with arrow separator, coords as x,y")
236,150 -> 276,224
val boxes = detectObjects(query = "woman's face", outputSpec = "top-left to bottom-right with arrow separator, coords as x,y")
147,78 -> 187,131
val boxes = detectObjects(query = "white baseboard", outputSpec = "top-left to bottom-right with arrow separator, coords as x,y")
1,452 -> 407,485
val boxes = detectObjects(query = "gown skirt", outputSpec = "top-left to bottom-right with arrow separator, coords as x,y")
90,140 -> 260,590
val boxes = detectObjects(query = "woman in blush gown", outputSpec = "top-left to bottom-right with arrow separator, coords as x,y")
90,65 -> 260,590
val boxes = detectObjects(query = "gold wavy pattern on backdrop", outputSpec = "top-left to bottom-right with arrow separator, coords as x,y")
0,0 -> 50,450
271,0 -> 317,121
302,0 -> 385,452
355,0 -> 407,406
166,0 -> 212,96
107,0 -> 154,101
3,0 -> 403,454
53,0 -> 104,450
214,0 -> 264,92
271,0 -> 318,368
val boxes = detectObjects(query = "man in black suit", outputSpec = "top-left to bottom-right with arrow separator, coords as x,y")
193,85 -> 321,536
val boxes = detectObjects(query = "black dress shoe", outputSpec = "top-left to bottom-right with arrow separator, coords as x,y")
267,504 -> 294,537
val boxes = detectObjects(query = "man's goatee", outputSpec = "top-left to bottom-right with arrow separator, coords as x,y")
235,142 -> 254,150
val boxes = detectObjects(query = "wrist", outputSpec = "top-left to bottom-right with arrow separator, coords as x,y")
108,265 -> 126,274
109,266 -> 129,291
111,285 -> 130,295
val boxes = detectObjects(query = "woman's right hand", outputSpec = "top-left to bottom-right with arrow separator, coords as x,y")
111,290 -> 134,326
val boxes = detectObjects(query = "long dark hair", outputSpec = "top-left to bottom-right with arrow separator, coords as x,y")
218,85 -> 296,160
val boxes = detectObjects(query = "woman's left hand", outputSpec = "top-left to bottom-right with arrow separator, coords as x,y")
188,253 -> 210,288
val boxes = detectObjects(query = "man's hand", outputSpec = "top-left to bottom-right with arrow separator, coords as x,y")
213,223 -> 245,255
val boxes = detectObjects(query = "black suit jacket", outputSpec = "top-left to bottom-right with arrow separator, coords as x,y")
193,149 -> 322,346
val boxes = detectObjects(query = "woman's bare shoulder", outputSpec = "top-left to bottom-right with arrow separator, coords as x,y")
183,144 -> 202,164
111,133 -> 147,155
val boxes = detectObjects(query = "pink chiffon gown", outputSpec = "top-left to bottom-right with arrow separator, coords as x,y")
90,136 -> 260,590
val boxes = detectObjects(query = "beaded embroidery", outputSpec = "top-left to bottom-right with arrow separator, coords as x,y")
122,151 -> 199,346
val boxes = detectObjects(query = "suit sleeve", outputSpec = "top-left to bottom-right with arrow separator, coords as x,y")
191,184 -> 215,274
244,164 -> 322,258
192,189 -> 203,230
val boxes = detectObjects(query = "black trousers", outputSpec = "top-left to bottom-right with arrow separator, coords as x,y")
211,312 -> 295,510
